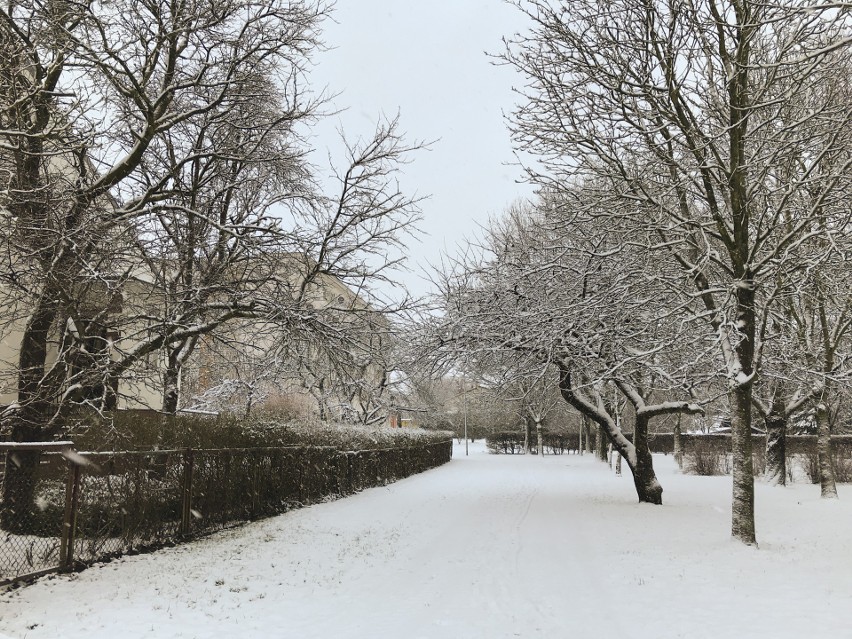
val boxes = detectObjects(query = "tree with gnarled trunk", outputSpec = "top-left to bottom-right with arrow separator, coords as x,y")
429,197 -> 706,504
556,366 -> 703,504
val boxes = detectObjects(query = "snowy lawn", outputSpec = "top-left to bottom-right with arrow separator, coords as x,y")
1,441 -> 850,639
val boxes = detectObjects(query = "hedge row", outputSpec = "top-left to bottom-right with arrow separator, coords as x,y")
485,430 -> 852,458
645,433 -> 852,456
65,409 -> 447,452
2,426 -> 452,585
486,431 -> 573,455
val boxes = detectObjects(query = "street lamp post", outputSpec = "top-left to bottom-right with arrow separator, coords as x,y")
463,379 -> 468,456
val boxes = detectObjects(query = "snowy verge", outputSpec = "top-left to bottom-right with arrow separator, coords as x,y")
0,442 -> 849,639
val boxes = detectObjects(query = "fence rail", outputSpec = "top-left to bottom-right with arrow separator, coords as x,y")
1,438 -> 452,586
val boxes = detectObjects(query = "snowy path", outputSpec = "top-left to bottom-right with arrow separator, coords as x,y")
2,442 -> 851,639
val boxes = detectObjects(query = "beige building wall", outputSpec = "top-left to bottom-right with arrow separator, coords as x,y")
0,241 -> 386,416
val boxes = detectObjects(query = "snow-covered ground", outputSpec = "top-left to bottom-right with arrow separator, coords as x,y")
1,441 -> 850,639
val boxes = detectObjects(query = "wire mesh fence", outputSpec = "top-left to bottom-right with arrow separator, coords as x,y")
0,444 -> 73,584
1,438 -> 452,586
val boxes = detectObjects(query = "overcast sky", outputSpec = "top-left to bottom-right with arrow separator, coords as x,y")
307,1 -> 535,298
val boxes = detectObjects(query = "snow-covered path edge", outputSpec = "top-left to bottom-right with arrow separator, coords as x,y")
1,442 -> 850,639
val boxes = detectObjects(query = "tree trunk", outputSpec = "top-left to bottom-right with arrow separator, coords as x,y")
1,450 -> 43,533
316,378 -> 328,422
559,366 -> 663,504
1,298 -> 62,528
730,384 -> 756,544
631,416 -> 663,504
583,417 -> 592,453
764,412 -> 787,487
162,337 -> 200,414
815,401 -> 838,499
578,422 -> 583,455
728,264 -> 757,545
596,425 -> 607,462
557,367 -> 662,504
536,419 -> 543,457
162,363 -> 181,415
245,384 -> 255,418
615,451 -> 622,476
673,414 -> 684,470
523,417 -> 532,454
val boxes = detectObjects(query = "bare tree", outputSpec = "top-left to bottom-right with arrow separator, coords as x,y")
0,0 -> 328,528
431,197 -> 704,503
503,0 -> 852,543
775,255 -> 852,496
129,63 -> 315,414
510,371 -> 562,456
0,2 -> 425,528
139,116 -> 422,416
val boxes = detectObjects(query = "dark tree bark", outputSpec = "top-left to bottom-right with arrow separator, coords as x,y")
162,336 -> 201,415
816,400 -> 838,499
578,420 -> 584,455
0,450 -> 42,532
596,425 -> 607,462
730,382 -> 756,544
162,365 -> 181,415
764,412 -> 787,487
557,366 -> 664,504
632,416 -> 661,503
2,297 -> 65,530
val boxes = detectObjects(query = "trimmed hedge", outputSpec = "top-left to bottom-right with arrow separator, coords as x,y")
648,433 -> 852,457
486,431 -> 575,455
484,429 -> 852,477
65,408 -> 446,452
3,414 -> 453,583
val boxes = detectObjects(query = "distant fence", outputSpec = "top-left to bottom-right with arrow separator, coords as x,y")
0,439 -> 452,586
485,431 -> 852,459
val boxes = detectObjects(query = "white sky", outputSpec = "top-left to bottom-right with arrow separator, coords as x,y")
307,1 -> 535,298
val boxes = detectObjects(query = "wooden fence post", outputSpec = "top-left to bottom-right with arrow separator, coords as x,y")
59,461 -> 81,570
180,448 -> 194,537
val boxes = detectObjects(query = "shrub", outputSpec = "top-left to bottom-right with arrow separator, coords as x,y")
684,440 -> 731,476
543,433 -> 571,454
486,430 -> 573,455
486,431 -> 525,454
8,421 -> 454,548
836,455 -> 852,483
799,451 -> 852,484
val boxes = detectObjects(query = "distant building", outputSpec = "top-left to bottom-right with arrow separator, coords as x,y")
0,254 -> 390,419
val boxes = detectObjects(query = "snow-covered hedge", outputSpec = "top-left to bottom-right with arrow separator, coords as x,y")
66,409 -> 451,452
4,416 -> 453,581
